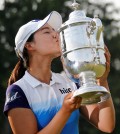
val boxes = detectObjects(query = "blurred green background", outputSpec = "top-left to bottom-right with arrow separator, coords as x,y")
0,0 -> 120,133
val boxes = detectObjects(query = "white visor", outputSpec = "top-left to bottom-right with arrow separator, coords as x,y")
15,11 -> 62,58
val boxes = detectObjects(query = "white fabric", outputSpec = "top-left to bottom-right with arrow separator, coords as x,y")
14,71 -> 80,133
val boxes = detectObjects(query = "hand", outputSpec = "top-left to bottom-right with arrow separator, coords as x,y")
97,45 -> 111,83
61,92 -> 82,114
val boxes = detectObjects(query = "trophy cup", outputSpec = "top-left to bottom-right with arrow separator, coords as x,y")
59,0 -> 110,105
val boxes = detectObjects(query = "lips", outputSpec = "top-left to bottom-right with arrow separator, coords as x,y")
56,40 -> 58,42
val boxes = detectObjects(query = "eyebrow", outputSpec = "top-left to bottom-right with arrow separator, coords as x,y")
41,27 -> 50,31
41,26 -> 55,31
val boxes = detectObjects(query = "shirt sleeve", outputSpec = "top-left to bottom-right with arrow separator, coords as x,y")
3,84 -> 30,116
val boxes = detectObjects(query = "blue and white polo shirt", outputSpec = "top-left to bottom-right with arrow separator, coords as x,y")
4,71 -> 80,134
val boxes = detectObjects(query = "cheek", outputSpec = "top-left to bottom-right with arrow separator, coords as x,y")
35,37 -> 48,47
34,36 -> 54,52
40,36 -> 52,45
37,40 -> 50,52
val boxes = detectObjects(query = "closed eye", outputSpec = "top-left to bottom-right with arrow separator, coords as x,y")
41,27 -> 55,34
44,31 -> 50,34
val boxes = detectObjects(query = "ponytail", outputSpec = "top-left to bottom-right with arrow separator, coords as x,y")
8,34 -> 33,86
8,47 -> 29,86
8,58 -> 26,86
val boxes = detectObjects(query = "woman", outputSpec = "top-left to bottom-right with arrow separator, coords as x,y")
4,11 -> 115,134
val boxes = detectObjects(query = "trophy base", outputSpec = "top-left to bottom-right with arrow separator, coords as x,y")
73,85 -> 110,105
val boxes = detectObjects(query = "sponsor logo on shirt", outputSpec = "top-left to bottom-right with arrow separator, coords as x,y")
59,88 -> 72,94
5,92 -> 20,105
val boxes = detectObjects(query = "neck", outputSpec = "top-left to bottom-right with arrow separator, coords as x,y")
28,57 -> 52,84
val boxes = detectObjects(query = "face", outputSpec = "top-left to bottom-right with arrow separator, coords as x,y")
27,23 -> 61,59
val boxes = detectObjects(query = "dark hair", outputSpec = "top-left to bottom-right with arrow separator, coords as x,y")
8,34 -> 34,86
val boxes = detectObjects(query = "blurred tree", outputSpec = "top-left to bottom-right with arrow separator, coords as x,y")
0,0 -> 120,134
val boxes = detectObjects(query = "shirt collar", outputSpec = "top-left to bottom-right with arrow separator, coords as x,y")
23,71 -> 63,88
50,72 -> 63,85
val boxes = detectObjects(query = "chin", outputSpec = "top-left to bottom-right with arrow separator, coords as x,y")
53,52 -> 61,58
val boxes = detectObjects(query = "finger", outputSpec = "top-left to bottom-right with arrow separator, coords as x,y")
104,46 -> 111,59
77,97 -> 82,103
65,92 -> 73,99
105,53 -> 110,65
104,46 -> 111,64
75,100 -> 82,109
70,97 -> 78,104
104,45 -> 111,56
106,61 -> 110,73
69,96 -> 81,105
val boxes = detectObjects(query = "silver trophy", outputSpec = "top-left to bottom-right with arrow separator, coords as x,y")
59,1 -> 110,105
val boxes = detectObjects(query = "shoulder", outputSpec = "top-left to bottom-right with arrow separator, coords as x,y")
5,84 -> 24,99
4,84 -> 30,116
6,84 -> 22,92
53,72 -> 80,89
52,71 -> 72,83
5,84 -> 27,105
52,72 -> 78,89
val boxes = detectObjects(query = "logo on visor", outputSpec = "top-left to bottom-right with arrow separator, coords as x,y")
31,19 -> 40,22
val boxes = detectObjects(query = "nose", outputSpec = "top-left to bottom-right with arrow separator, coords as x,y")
52,30 -> 59,39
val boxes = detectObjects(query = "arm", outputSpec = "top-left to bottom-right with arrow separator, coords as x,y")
79,46 -> 115,133
8,92 -> 82,134
80,81 -> 115,133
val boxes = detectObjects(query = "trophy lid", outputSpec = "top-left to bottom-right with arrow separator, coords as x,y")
61,1 -> 92,28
